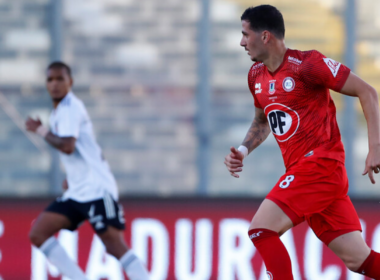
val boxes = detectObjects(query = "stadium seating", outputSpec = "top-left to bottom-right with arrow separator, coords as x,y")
0,0 -> 379,197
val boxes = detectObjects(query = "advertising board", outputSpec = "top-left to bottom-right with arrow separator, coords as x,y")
1,199 -> 379,280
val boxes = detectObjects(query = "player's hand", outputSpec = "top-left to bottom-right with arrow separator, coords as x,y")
25,117 -> 42,133
362,146 -> 380,184
224,146 -> 244,178
62,179 -> 69,191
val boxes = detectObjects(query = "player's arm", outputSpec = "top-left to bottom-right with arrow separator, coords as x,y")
224,107 -> 270,178
340,72 -> 380,183
25,117 -> 76,154
44,133 -> 76,154
241,107 -> 271,154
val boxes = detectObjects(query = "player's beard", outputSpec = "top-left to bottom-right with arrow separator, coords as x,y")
250,53 -> 262,62
52,97 -> 65,103
251,51 -> 266,63
252,57 -> 263,62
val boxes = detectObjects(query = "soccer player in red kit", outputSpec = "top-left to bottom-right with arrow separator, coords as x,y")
224,5 -> 380,279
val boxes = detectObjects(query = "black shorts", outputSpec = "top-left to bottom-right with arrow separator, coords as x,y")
45,193 -> 125,234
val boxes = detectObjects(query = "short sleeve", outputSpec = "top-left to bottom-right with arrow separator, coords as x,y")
55,105 -> 82,138
303,51 -> 350,92
248,66 -> 262,109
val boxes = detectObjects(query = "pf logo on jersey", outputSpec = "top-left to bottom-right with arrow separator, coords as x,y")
264,103 -> 300,142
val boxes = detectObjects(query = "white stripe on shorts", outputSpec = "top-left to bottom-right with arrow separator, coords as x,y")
103,193 -> 116,219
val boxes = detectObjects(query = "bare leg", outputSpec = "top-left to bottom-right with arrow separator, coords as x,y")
248,199 -> 295,280
249,199 -> 294,234
98,226 -> 150,280
29,211 -> 71,247
328,231 -> 371,271
29,211 -> 88,280
97,225 -> 129,259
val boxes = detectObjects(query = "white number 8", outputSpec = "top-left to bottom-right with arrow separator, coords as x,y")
279,175 -> 295,189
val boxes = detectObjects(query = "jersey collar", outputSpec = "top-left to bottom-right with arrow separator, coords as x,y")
55,91 -> 74,111
61,91 -> 74,103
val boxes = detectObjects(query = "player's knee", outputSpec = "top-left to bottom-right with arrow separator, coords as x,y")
340,255 -> 362,272
346,261 -> 361,272
248,224 -> 257,232
248,223 -> 284,235
104,245 -> 115,256
104,243 -> 126,259
99,236 -> 117,256
100,236 -> 128,259
249,218 -> 264,232
29,229 -> 47,247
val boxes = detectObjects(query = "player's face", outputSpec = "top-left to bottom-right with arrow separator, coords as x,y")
240,20 -> 267,62
46,68 -> 73,102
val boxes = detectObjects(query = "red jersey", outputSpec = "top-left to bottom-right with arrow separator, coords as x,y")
248,49 -> 351,169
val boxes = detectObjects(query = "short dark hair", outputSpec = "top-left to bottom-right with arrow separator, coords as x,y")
47,61 -> 72,77
241,5 -> 285,39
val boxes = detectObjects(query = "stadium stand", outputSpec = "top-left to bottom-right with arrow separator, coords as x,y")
0,0 -> 379,197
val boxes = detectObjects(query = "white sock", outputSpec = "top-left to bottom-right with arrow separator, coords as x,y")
40,236 -> 88,280
120,250 -> 150,280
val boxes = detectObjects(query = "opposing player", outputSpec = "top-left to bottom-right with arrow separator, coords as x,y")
224,5 -> 380,279
26,62 -> 150,280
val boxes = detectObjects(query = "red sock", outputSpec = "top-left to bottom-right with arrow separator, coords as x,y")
356,250 -> 380,279
248,228 -> 293,280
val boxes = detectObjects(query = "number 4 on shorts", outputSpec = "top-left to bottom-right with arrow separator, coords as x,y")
279,175 -> 294,189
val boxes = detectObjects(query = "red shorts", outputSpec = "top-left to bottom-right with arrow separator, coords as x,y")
267,157 -> 362,245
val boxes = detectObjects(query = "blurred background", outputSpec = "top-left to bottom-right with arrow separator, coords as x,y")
3,1 -> 380,279
0,0 -> 379,199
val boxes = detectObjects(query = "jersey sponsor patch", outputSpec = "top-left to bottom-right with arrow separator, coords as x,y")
255,83 -> 262,94
264,103 -> 300,142
288,56 -> 302,65
323,58 -> 341,78
282,77 -> 295,92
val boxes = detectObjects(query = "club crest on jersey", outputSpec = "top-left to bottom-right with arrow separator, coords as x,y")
282,77 -> 295,92
323,57 -> 341,78
264,103 -> 300,142
269,80 -> 276,94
